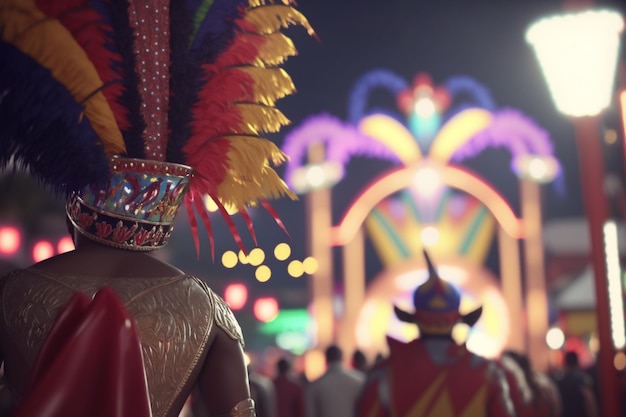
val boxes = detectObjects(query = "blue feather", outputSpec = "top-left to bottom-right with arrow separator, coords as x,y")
0,42 -> 110,195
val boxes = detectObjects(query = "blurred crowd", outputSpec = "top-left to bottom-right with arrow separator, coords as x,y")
181,344 -> 609,417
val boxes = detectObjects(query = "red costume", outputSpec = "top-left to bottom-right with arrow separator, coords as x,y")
355,252 -> 515,417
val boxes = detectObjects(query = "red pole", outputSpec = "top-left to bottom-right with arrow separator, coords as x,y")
574,116 -> 621,417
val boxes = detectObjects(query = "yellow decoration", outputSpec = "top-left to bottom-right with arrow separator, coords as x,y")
429,109 -> 492,163
358,114 -> 422,165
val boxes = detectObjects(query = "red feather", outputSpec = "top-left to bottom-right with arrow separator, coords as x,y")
36,0 -> 130,131
184,19 -> 267,200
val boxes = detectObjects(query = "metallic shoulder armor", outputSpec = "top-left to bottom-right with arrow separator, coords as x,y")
196,278 -> 244,346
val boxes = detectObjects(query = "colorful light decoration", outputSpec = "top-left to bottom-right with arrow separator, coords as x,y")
282,71 -> 562,360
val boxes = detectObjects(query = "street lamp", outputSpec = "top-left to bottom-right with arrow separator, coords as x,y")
527,9 -> 624,417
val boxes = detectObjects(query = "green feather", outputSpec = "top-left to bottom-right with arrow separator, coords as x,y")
190,0 -> 215,46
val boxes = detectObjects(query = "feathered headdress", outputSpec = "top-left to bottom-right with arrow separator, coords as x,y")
0,0 -> 314,256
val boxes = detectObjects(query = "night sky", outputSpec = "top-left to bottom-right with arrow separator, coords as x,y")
164,0 -> 626,308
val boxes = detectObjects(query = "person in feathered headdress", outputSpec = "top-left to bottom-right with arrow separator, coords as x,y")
355,251 -> 516,417
0,1 -> 314,416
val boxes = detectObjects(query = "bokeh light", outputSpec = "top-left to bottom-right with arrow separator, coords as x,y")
238,250 -> 249,265
255,265 -> 272,282
274,242 -> 291,261
224,283 -> 248,310
288,260 -> 304,278
546,327 -> 565,350
0,226 -> 20,255
248,248 -> 265,266
32,240 -> 54,263
302,257 -> 319,275
222,250 -> 238,268
57,236 -> 75,254
254,297 -> 279,322
420,226 -> 439,247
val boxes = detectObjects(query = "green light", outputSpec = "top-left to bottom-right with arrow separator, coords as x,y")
259,309 -> 311,334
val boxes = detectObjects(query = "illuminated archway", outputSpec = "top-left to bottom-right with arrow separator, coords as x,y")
332,160 -> 523,247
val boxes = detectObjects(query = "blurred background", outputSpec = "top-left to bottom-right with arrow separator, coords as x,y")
1,0 -> 625,382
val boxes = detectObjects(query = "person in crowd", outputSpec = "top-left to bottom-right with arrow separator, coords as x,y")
355,251 -> 516,417
249,364 -> 278,417
555,351 -> 598,417
351,349 -> 369,375
306,345 -> 365,417
273,357 -> 307,417
501,350 -> 561,417
0,1 -> 313,416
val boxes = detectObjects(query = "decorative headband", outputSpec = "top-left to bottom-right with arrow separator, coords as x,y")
66,157 -> 193,251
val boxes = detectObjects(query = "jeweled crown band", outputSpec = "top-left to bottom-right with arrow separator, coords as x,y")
78,157 -> 194,224
67,194 -> 174,251
66,156 -> 194,251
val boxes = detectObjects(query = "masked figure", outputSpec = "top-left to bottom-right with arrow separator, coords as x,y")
355,251 -> 516,417
0,1 -> 314,417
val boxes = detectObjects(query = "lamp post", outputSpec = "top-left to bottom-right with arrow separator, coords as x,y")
527,9 -> 624,417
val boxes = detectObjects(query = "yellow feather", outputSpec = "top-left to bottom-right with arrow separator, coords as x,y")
245,4 -> 315,37
0,1 -> 126,157
256,32 -> 298,66
235,103 -> 291,134
214,135 -> 297,209
237,67 -> 295,106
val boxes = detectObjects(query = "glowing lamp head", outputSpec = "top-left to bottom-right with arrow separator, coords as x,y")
526,9 -> 624,117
